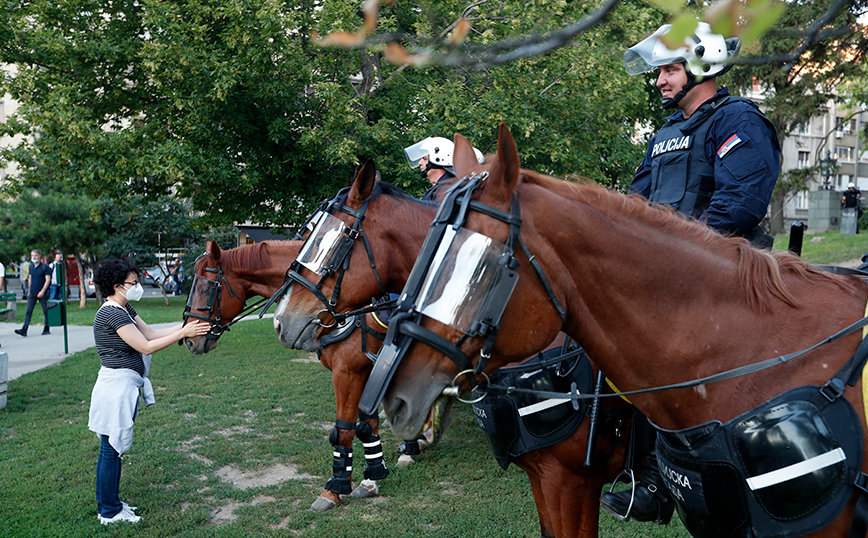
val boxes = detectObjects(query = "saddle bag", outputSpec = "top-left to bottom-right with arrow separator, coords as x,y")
471,345 -> 593,469
656,384 -> 864,538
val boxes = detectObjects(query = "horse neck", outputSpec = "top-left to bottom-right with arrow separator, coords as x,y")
516,180 -> 868,428
227,241 -> 300,298
365,195 -> 438,293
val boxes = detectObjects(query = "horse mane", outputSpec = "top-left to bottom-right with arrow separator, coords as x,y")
195,241 -> 275,273
517,170 -> 864,311
373,181 -> 439,207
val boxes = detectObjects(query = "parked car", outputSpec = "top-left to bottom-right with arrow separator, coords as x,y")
85,268 -> 96,297
142,267 -> 163,288
142,265 -> 177,294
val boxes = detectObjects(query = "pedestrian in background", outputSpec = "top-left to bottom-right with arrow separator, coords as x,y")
49,252 -> 64,301
15,249 -> 52,337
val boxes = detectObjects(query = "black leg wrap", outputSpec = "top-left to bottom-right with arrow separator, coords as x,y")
361,434 -> 389,481
398,439 -> 421,456
325,445 -> 353,495
355,419 -> 374,440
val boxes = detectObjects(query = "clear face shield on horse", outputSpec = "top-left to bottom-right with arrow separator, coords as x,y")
266,187 -> 389,329
358,172 -> 564,415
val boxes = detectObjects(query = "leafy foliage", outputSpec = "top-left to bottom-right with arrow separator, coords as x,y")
0,0 -> 664,228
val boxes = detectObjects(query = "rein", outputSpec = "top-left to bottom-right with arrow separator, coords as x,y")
480,303 -> 868,409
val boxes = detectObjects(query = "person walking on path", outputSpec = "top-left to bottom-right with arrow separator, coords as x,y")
15,249 -> 52,337
49,252 -> 64,301
87,258 -> 209,525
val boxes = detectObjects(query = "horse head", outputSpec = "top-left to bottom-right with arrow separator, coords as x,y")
273,159 -> 439,352
185,239 -> 300,354
367,124 -> 564,440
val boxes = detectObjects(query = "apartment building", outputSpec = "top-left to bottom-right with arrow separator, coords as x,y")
744,82 -> 868,230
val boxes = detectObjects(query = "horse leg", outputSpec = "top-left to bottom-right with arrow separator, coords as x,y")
351,412 -> 389,498
311,419 -> 356,511
541,459 -> 606,538
525,469 -> 556,538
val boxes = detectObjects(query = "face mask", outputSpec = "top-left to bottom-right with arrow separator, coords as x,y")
31,258 -> 39,263
121,283 -> 144,302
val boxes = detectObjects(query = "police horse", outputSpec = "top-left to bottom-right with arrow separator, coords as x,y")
183,240 -> 393,510
359,124 -> 868,538
275,161 -> 631,538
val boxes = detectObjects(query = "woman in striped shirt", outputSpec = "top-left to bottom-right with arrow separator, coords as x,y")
88,258 -> 209,525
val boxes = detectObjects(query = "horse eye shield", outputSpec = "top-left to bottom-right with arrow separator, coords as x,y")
296,212 -> 356,276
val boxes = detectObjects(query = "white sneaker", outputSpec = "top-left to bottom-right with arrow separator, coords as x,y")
98,508 -> 142,525
122,502 -> 137,512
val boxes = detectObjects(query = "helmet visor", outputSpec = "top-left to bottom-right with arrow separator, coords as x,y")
404,140 -> 430,169
624,27 -> 686,75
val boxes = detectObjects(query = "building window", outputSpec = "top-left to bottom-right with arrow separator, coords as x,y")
843,118 -> 857,135
838,147 -> 854,162
797,151 -> 810,168
798,121 -> 809,134
795,190 -> 809,210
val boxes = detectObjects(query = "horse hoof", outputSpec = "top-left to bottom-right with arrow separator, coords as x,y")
351,479 -> 379,498
397,454 -> 415,468
311,496 -> 338,512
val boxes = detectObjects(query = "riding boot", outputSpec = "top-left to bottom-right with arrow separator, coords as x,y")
600,453 -> 675,524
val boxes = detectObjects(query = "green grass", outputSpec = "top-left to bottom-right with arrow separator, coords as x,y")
6,295 -> 191,326
0,308 -> 692,538
772,230 -> 868,265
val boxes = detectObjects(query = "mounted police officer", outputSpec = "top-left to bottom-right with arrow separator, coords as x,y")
405,136 -> 484,202
627,21 -> 780,249
600,21 -> 781,525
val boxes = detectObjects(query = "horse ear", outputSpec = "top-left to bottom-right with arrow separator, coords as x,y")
487,123 -> 520,205
206,240 -> 222,262
348,159 -> 378,208
453,133 -> 479,177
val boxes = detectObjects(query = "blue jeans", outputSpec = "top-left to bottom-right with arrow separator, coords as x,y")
22,293 -> 48,332
48,284 -> 62,301
96,435 -> 123,518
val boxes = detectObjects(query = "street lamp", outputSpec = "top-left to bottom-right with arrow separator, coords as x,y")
819,150 -> 838,190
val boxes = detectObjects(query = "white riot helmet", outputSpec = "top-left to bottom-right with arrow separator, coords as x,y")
404,137 -> 484,175
624,22 -> 739,109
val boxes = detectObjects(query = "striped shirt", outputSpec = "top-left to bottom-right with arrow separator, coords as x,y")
93,302 -> 145,376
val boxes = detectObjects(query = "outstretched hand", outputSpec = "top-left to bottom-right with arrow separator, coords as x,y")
182,319 -> 212,338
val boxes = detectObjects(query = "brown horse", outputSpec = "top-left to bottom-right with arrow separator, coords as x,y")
370,124 -> 868,537
274,163 -> 630,538
183,240 -> 394,510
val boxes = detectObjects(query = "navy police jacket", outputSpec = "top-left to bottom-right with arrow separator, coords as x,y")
631,88 -> 780,236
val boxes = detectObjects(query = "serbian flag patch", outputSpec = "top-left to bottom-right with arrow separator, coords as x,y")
717,134 -> 742,159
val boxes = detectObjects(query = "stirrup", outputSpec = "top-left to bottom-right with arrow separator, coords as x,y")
606,469 -> 636,521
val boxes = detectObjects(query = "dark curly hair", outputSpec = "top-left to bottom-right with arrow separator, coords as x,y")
94,259 -> 141,297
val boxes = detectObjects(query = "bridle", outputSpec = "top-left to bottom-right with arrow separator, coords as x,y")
269,186 -> 389,329
359,171 -> 567,415
183,257 -> 268,341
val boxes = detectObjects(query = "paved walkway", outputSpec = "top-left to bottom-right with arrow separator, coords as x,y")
0,321 -> 175,380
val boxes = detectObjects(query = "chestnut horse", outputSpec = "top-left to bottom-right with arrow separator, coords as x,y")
364,124 -> 868,537
183,240 -> 395,510
274,162 -> 629,538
